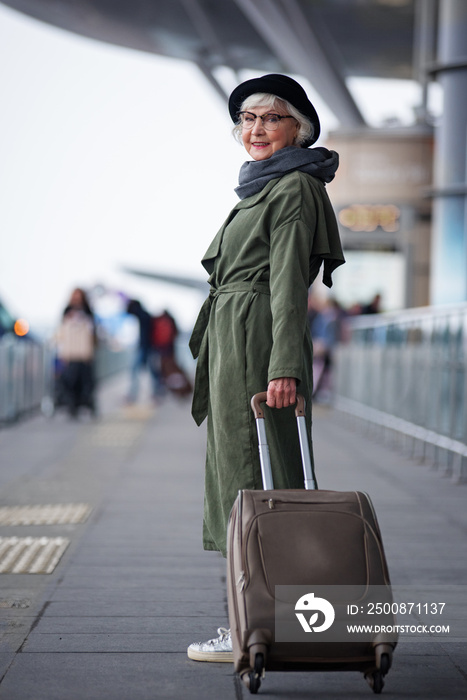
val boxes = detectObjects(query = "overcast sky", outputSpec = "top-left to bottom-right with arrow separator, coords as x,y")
0,3 -> 433,333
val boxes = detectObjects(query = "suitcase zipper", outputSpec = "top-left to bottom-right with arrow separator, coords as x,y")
261,497 -> 351,506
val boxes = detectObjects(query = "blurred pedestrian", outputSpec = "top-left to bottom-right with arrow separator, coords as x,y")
308,295 -> 347,403
152,309 -> 178,360
126,299 -> 164,403
55,287 -> 97,417
361,293 -> 382,314
153,310 -> 193,398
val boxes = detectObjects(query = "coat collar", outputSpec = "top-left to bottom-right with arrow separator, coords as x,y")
201,179 -> 280,273
233,178 -> 279,209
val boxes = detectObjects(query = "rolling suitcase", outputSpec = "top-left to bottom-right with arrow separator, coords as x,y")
227,392 -> 397,695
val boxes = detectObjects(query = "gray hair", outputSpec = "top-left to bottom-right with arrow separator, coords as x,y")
232,92 -> 314,147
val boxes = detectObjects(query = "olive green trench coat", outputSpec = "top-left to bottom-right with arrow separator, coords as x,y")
190,171 -> 344,556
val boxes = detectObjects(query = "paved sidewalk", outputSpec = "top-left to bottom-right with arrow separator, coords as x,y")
0,375 -> 466,699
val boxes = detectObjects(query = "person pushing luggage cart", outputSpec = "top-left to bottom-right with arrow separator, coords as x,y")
187,74 -> 345,661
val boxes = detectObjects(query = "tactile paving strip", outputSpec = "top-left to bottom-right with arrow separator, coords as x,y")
0,503 -> 92,526
0,537 -> 70,574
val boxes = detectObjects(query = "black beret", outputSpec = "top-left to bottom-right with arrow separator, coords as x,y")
228,73 -> 320,147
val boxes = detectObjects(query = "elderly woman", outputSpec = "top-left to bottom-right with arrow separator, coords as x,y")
188,74 -> 344,661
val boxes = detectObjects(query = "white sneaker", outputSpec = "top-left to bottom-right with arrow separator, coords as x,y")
187,627 -> 233,662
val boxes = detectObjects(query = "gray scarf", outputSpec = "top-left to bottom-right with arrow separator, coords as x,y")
235,145 -> 339,200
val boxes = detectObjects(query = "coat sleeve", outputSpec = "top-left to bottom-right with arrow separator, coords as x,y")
267,214 -> 315,384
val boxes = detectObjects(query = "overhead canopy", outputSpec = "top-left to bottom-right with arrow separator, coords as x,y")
0,0 -> 420,127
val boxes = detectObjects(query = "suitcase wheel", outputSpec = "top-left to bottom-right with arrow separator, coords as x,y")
241,652 -> 265,694
365,650 -> 392,695
248,670 -> 261,695
368,669 -> 384,694
379,652 -> 391,676
374,643 -> 393,673
364,643 -> 393,693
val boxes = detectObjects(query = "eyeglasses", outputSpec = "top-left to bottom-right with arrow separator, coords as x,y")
238,111 -> 296,131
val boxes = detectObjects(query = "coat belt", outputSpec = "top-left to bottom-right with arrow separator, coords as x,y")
189,281 -> 270,425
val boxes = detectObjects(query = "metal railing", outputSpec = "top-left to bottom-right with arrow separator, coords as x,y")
0,335 -> 50,423
0,335 -> 132,424
334,303 -> 467,483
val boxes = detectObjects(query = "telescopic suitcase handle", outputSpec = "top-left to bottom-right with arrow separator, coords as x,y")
250,392 -> 317,491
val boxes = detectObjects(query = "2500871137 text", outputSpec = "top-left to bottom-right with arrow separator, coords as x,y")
347,602 -> 446,615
